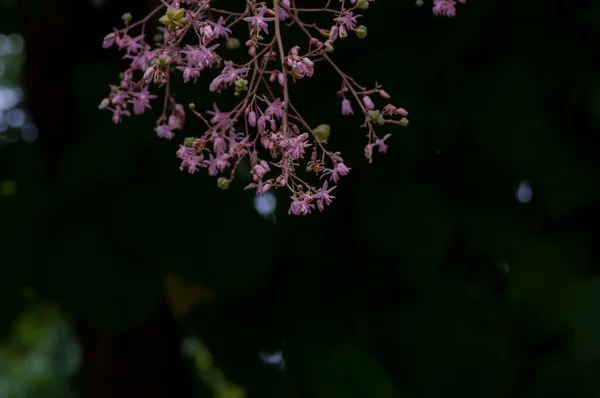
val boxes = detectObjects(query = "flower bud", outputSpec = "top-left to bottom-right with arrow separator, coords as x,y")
235,78 -> 249,93
367,110 -> 385,125
226,37 -> 241,49
357,0 -> 369,9
341,99 -> 354,115
248,111 -> 257,127
355,25 -> 368,39
217,177 -> 231,190
99,98 -> 110,109
399,117 -> 409,127
313,124 -> 331,142
188,103 -> 196,110
379,90 -> 390,99
396,107 -> 409,116
184,137 -> 196,147
362,95 -> 375,110
143,66 -> 155,82
329,26 -> 339,41
121,12 -> 132,24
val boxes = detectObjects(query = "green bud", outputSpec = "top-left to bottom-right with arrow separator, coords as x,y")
367,110 -> 385,125
188,103 -> 196,110
399,117 -> 409,127
313,124 -> 331,142
121,12 -> 132,24
217,177 -> 231,190
235,78 -> 249,93
156,55 -> 172,71
184,137 -> 196,147
226,37 -> 241,50
166,6 -> 185,21
325,44 -> 334,52
355,25 -> 368,39
356,0 -> 369,10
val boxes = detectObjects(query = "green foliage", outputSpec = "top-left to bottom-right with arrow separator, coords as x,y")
304,343 -> 394,398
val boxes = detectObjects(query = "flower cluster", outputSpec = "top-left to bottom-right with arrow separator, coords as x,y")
100,0 -> 465,216
432,0 -> 466,17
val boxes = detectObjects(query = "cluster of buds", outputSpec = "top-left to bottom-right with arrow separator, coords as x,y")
100,0 -> 465,215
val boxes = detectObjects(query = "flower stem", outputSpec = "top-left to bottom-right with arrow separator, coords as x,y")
273,0 -> 289,138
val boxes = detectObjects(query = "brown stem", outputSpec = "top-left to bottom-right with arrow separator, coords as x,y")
273,0 -> 290,138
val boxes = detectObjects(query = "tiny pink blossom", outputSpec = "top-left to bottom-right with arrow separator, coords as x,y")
288,197 -> 315,216
156,124 -> 175,140
244,6 -> 276,36
129,87 -> 156,115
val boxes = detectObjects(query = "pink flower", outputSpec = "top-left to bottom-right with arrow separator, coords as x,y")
206,154 -> 231,176
209,62 -> 249,92
265,98 -> 285,119
208,17 -> 232,38
334,11 -> 359,30
313,181 -> 336,212
244,6 -> 275,36
112,106 -> 130,124
286,133 -> 311,160
252,160 -> 271,180
213,137 -> 227,154
206,103 -> 229,126
177,146 -> 204,174
124,34 -> 146,55
374,133 -> 392,154
288,197 -> 315,216
129,87 -> 156,115
322,162 -> 350,183
432,0 -> 466,17
156,124 -> 175,139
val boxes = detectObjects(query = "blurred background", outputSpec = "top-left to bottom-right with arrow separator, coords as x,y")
2,0 -> 600,396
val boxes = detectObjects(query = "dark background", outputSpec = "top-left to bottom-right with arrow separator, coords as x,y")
2,0 -> 600,396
